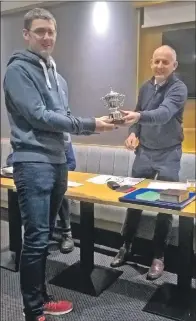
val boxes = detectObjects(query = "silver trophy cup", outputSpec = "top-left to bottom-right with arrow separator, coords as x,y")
101,88 -> 125,124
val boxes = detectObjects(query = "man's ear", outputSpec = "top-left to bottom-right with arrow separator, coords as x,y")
173,60 -> 178,71
23,29 -> 29,41
150,58 -> 153,69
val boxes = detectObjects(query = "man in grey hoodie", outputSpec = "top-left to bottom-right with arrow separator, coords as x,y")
110,46 -> 188,280
3,8 -> 116,321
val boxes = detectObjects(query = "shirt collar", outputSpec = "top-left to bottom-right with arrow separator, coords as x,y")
154,79 -> 166,87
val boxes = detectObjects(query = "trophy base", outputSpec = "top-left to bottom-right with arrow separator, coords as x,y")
109,113 -> 125,125
112,119 -> 125,125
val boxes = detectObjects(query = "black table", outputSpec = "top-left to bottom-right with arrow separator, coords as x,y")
49,201 -> 123,296
143,215 -> 196,321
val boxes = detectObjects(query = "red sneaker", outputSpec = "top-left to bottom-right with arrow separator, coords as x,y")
25,315 -> 46,321
36,316 -> 46,321
43,299 -> 73,315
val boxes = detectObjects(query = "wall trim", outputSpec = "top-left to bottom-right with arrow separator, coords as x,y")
136,8 -> 141,99
132,1 -> 172,8
1,1 -> 62,15
142,1 -> 196,28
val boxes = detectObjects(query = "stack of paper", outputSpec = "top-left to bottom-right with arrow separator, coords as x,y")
1,166 -> 13,177
86,175 -> 114,184
86,175 -> 144,186
1,166 -> 13,175
68,181 -> 83,187
147,182 -> 188,190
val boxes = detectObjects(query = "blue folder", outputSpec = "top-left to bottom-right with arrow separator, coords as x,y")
119,188 -> 196,210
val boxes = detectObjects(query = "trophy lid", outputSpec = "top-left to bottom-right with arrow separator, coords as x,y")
105,87 -> 120,98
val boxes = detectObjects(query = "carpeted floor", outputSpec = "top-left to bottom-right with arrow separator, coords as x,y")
1,220 -> 195,321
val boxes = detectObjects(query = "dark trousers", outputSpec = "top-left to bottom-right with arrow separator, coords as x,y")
13,162 -> 68,317
58,197 -> 72,237
121,145 -> 182,259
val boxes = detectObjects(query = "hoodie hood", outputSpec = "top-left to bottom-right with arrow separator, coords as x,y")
7,49 -> 59,89
3,48 -> 96,164
7,49 -> 45,67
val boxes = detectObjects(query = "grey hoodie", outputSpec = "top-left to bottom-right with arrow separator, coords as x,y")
129,74 -> 188,150
3,50 -> 96,164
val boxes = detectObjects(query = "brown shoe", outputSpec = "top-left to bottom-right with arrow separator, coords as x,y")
147,258 -> 164,280
110,243 -> 131,268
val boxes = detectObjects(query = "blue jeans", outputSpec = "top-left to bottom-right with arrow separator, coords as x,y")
13,162 -> 68,317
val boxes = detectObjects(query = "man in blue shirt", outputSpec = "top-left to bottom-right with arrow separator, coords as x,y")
110,45 -> 188,281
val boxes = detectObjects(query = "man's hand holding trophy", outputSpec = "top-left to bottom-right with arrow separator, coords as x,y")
100,88 -> 140,127
94,116 -> 115,132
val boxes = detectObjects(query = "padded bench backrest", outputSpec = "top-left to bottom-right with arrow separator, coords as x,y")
1,139 -> 195,182
73,144 -> 136,176
1,138 -> 12,167
179,153 -> 196,181
73,144 -> 196,182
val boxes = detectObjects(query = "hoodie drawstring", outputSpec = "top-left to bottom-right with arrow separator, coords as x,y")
39,59 -> 52,89
39,58 -> 59,90
50,58 -> 59,87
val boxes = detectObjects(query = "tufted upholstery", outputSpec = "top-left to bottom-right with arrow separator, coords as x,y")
73,144 -> 196,181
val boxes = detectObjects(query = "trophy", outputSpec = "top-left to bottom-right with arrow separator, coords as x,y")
101,88 -> 125,124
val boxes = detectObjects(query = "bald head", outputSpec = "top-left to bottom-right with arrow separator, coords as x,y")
153,45 -> 177,62
150,45 -> 178,83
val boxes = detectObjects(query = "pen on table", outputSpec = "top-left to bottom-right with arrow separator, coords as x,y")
154,172 -> 158,180
106,177 -> 112,182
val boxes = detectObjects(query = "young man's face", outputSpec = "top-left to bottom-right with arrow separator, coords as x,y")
23,18 -> 57,58
150,48 -> 178,83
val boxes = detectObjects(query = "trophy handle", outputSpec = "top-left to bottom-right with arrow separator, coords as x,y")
100,97 -> 108,108
119,94 -> 125,107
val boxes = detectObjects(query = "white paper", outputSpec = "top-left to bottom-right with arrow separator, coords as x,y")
121,177 -> 145,186
87,175 -> 116,184
148,181 -> 188,190
68,181 -> 83,187
1,166 -> 13,175
187,181 -> 196,188
86,175 -> 144,186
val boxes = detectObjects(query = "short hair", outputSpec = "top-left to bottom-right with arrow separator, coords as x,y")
153,45 -> 177,62
24,7 -> 57,30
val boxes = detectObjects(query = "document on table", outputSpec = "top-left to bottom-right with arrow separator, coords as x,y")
1,166 -> 13,175
86,175 -> 145,186
68,181 -> 83,187
148,181 -> 188,190
86,175 -> 118,184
